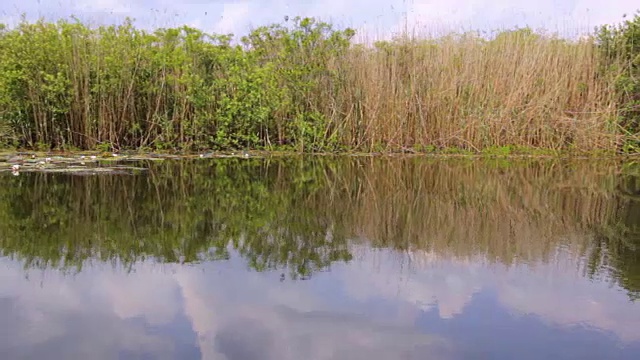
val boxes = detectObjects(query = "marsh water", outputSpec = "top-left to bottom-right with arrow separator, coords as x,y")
1,156 -> 639,360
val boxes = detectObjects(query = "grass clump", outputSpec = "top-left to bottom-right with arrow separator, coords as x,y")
0,14 -> 638,153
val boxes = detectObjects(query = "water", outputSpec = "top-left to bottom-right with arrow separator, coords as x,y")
0,156 -> 639,360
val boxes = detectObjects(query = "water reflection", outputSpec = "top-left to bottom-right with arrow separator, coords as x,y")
0,156 -> 639,359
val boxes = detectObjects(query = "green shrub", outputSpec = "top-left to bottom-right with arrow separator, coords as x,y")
596,11 -> 640,150
0,16 -> 354,151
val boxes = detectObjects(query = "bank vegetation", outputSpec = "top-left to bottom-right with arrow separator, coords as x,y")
0,13 -> 639,153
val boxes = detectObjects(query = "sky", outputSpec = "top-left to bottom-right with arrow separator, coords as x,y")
0,0 -> 638,40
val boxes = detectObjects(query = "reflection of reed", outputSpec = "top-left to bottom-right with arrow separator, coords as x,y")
0,157 -> 636,294
323,158 -> 625,265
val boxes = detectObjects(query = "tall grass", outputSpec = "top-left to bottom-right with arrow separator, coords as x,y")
0,16 -> 631,152
342,32 -> 618,151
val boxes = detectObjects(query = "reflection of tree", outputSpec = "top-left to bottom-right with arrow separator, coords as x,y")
588,174 -> 640,300
0,157 -> 638,295
0,158 -> 355,278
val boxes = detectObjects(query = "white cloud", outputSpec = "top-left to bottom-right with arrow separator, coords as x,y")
98,267 -> 180,325
393,0 -> 634,37
0,261 -> 179,359
1,244 -> 638,359
343,247 -> 640,343
0,256 -> 454,360
1,0 -> 637,37
495,258 -> 640,342
213,2 -> 251,34
343,248 -> 486,319
75,0 -> 133,15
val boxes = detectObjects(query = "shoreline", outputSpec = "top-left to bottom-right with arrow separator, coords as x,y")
2,147 -> 639,163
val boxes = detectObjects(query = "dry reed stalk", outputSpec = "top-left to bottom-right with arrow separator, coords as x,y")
329,32 -> 619,152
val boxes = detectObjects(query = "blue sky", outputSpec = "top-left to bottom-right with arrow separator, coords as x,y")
1,0 -> 638,39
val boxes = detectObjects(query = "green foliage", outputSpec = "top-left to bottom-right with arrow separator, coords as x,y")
0,16 -> 355,151
596,11 -> 640,148
1,13 -> 640,153
239,17 -> 355,151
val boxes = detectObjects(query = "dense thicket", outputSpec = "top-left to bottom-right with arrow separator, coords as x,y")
0,14 -> 638,153
597,11 -> 640,152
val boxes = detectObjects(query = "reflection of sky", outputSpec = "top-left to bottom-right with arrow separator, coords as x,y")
1,247 -> 639,359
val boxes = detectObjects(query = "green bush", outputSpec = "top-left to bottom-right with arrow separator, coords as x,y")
0,16 -> 355,151
597,11 -> 640,150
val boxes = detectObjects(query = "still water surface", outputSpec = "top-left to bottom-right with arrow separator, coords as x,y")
0,156 -> 639,360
